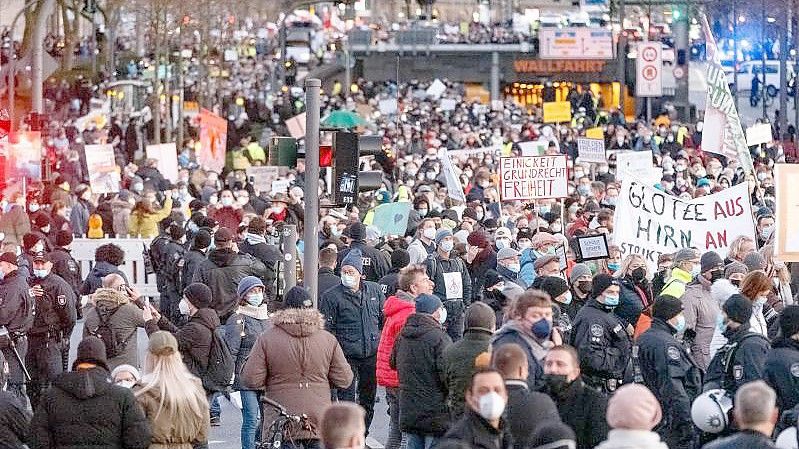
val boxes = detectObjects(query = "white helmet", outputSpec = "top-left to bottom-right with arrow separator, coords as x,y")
691,389 -> 733,434
776,427 -> 798,449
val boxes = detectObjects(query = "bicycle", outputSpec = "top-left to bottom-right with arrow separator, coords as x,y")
257,396 -> 316,449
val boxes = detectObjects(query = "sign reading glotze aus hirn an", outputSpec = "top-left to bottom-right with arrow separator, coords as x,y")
499,155 -> 569,201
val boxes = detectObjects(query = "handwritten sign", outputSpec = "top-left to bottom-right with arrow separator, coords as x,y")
576,234 -> 610,261
745,123 -> 773,147
577,138 -> 606,163
613,177 -> 755,273
615,150 -> 653,180
585,127 -> 604,140
499,155 -> 568,201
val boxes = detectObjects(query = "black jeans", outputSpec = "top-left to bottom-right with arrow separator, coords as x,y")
385,387 -> 403,449
338,355 -> 377,433
444,299 -> 465,341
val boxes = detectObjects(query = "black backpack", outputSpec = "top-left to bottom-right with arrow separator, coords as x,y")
89,307 -> 135,359
202,327 -> 235,393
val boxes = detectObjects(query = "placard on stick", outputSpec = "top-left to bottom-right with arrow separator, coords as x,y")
576,138 -> 606,163
499,155 -> 568,201
575,234 -> 610,262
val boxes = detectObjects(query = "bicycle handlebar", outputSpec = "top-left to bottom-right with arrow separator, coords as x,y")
260,396 -> 306,421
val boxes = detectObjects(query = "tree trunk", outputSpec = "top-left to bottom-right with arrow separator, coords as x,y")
60,0 -> 76,71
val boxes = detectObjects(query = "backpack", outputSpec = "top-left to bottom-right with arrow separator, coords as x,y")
89,307 -> 135,359
202,327 -> 235,393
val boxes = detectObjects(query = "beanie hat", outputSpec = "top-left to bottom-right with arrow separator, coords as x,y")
465,302 -> 496,331
391,249 -> 410,270
537,276 -> 569,300
345,222 -> 366,241
193,229 -> 212,250
673,248 -> 698,265
743,252 -> 766,272
148,331 -> 178,357
467,230 -> 490,249
652,295 -> 684,321
725,261 -> 748,278
284,286 -> 313,309
184,283 -> 213,309
55,230 -> 73,247
700,251 -> 724,274
530,421 -> 577,449
591,273 -> 619,298
779,305 -> 799,338
110,364 -> 141,381
723,294 -> 753,324
415,293 -> 443,314
22,233 -> 41,251
341,248 -> 364,274
34,214 -> 50,228
237,276 -> 265,298
569,263 -> 592,283
73,336 -> 110,372
606,384 -> 662,430
435,229 -> 453,245
214,227 -> 234,244
462,207 -> 478,221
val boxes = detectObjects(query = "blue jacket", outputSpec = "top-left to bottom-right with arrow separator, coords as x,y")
320,280 -> 386,359
519,248 -> 537,287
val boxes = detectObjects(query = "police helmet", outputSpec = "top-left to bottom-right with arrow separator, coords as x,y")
691,389 -> 733,434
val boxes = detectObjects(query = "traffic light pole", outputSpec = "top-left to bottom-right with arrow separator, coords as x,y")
304,78 -> 321,305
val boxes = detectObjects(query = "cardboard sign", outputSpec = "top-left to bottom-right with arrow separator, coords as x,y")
145,143 -> 179,183
246,166 -> 280,193
542,101 -> 572,124
426,79 -> 447,98
577,138 -> 606,163
745,123 -> 773,147
198,109 -> 227,173
84,144 -> 121,194
775,164 -> 799,261
613,177 -> 755,273
615,150 -> 653,180
285,113 -> 306,139
499,155 -> 569,201
576,234 -> 610,261
271,179 -> 291,195
518,141 -> 546,156
371,202 -> 413,237
585,127 -> 604,140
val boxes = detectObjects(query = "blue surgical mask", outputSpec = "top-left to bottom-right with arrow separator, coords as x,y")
673,315 -> 686,333
246,293 -> 264,307
560,291 -> 573,305
607,262 -> 620,272
342,273 -> 359,289
531,318 -> 552,339
33,269 -> 48,279
716,314 -> 726,332
603,294 -> 620,306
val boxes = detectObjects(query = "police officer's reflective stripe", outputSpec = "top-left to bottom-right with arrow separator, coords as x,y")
631,345 -> 644,383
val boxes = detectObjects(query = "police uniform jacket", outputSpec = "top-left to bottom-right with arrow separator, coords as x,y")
29,273 -> 77,339
571,298 -> 632,381
704,323 -> 769,394
338,241 -> 390,282
48,247 -> 82,299
764,337 -> 799,412
0,270 -> 35,334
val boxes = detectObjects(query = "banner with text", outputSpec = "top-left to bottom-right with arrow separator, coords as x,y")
499,155 -> 568,201
84,144 -> 121,194
198,109 -> 228,173
613,177 -> 755,272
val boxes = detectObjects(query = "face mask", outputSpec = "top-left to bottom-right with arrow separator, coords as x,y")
517,241 -> 531,250
178,299 -> 190,315
209,196 -> 218,205
577,185 -> 591,196
543,373 -> 571,394
41,226 -> 50,234
29,204 -> 40,212
33,269 -> 48,279
603,294 -> 620,306
342,274 -> 359,289
477,391 -> 506,421
673,315 -> 686,333
631,267 -> 646,281
496,238 -> 510,249
607,262 -> 620,272
576,280 -> 592,293
221,197 -> 234,207
116,380 -> 136,389
716,314 -> 726,332
761,226 -> 774,240
755,296 -> 768,306
531,318 -> 552,339
475,210 -> 484,220
690,265 -> 701,277
539,205 -> 551,215
440,240 -> 454,252
33,243 -> 44,253
246,292 -> 264,307
132,183 -> 144,192
423,227 -> 436,240
559,291 -> 573,305
417,208 -> 428,217
506,263 -> 521,273
550,223 -> 563,234
237,197 -> 249,206
437,307 -> 448,324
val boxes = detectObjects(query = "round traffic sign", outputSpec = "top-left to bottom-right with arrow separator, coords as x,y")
641,46 -> 658,62
643,65 -> 658,81
673,66 -> 686,79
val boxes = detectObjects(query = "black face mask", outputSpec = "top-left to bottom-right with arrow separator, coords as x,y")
731,279 -> 741,287
631,267 -> 646,282
709,270 -> 725,283
576,280 -> 592,293
543,373 -> 572,395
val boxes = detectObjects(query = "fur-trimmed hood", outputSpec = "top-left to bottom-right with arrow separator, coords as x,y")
91,287 -> 130,314
271,308 -> 324,338
711,279 -> 738,307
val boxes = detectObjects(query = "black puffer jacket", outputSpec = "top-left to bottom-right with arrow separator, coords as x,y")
147,308 -> 220,381
320,281 -> 385,359
192,248 -> 269,319
0,392 -> 30,448
390,313 -> 452,436
29,367 -> 152,449
80,261 -> 127,296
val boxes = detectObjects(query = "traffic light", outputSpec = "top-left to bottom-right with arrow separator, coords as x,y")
268,137 -> 298,167
332,131 -> 384,206
672,4 -> 686,22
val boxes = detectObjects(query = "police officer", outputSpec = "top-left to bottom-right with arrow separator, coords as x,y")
705,294 -> 769,395
764,305 -> 799,421
0,251 -> 35,402
428,229 -> 472,340
338,222 -> 390,283
637,295 -> 702,449
26,252 -> 77,409
160,223 -> 187,324
149,217 -> 174,296
571,273 -> 632,393
48,231 -> 83,318
181,228 -> 211,293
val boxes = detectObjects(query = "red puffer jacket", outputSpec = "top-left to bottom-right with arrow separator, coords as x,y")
376,292 -> 416,387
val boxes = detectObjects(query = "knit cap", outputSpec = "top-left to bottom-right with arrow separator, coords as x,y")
606,384 -> 663,430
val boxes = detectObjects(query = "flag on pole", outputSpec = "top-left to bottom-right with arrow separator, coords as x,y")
700,15 -> 755,173
438,148 -> 467,203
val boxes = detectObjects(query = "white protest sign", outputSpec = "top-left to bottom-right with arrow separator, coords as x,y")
271,179 -> 291,195
246,166 -> 280,193
426,79 -> 446,98
518,141 -> 545,156
84,144 -> 121,194
438,148 -> 467,203
576,234 -> 610,261
145,143 -> 179,183
378,99 -> 398,115
613,177 -> 755,273
285,113 -> 306,139
615,150 -> 653,180
576,138 -> 606,163
440,98 -> 458,111
745,123 -> 773,147
499,155 -> 568,201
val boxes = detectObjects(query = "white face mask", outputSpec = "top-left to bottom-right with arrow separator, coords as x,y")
423,227 -> 437,240
440,240 -> 454,252
116,380 -> 136,389
437,307 -> 448,324
477,391 -> 506,421
506,263 -> 521,273
517,241 -> 531,250
496,238 -> 510,249
178,299 -> 190,315
342,273 -> 359,289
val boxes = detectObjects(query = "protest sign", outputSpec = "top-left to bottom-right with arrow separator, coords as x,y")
542,101 -> 572,123
575,234 -> 610,261
585,127 -> 604,140
577,138 -> 606,163
145,143 -> 179,183
448,146 -> 501,157
438,148 -> 467,203
246,166 -> 280,193
745,123 -> 773,147
613,177 -> 755,272
775,164 -> 799,261
426,79 -> 447,98
440,98 -> 458,112
378,99 -> 398,115
4,131 -> 42,181
183,101 -> 200,118
84,144 -> 121,194
271,179 -> 291,195
198,109 -> 227,173
285,113 -> 306,139
518,141 -> 546,156
615,150 -> 653,180
372,202 -> 413,237
499,155 -> 568,201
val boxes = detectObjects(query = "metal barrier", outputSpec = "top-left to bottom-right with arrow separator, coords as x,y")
71,238 -> 160,298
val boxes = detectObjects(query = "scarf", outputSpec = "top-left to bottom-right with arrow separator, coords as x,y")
245,232 -> 267,245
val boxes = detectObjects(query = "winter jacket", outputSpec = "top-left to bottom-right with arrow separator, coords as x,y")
0,205 -> 30,245
128,198 -> 173,239
224,304 -> 270,391
377,270 -> 399,298
208,206 -> 244,232
594,429 -> 669,449
337,241 -> 391,282
0,392 -> 30,448
134,376 -> 208,449
429,253 -> 473,303
81,261 -> 128,296
237,238 -> 279,301
49,247 -> 82,300
702,429 -> 779,449
240,307 -> 353,440
320,281 -> 385,359
0,269 -> 34,334
616,277 -> 652,328
543,377 -> 609,449
390,313 -> 453,436
443,409 -> 513,449
110,198 -> 134,237
492,320 -> 552,390
376,291 -> 416,388
146,308 -> 219,384
519,248 -> 538,287
29,367 -> 152,449
764,337 -> 799,412
69,199 -> 92,237
318,267 -> 341,297
83,289 -> 146,370
681,276 -> 722,370
660,267 -> 692,299
192,248 -> 269,319
468,251 -> 497,303
180,249 -> 206,292
505,380 -> 561,449
704,323 -> 770,394
442,328 -> 493,418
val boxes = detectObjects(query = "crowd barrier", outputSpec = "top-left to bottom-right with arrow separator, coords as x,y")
72,238 -> 160,298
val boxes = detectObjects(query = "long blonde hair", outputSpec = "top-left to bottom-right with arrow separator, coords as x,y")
135,335 -> 207,438
760,244 -> 791,284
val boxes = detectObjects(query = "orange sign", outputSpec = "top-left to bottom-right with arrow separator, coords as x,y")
513,60 -> 606,74
199,109 -> 228,173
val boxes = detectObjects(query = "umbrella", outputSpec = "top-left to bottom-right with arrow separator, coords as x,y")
321,110 -> 366,129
